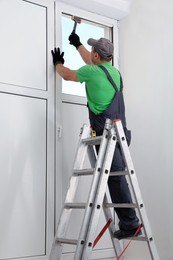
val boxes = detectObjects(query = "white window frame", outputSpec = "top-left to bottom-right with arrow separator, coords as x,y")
55,2 -> 119,105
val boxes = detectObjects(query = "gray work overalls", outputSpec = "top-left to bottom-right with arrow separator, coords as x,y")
88,65 -> 139,230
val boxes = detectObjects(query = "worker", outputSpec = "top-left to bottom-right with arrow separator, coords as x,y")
51,33 -> 141,239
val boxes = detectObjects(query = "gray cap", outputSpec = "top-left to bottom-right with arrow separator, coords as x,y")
87,38 -> 114,59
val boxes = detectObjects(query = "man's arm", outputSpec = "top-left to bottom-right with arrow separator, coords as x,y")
56,64 -> 79,82
78,45 -> 91,64
51,47 -> 78,81
69,33 -> 91,64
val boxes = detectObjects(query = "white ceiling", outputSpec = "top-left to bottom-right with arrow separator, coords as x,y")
58,0 -> 131,20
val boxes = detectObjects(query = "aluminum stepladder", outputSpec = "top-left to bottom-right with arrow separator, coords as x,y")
49,118 -> 160,260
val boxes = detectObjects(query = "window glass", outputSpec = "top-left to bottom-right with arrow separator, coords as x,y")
62,15 -> 110,97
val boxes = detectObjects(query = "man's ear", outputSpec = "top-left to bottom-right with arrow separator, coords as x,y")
94,52 -> 99,59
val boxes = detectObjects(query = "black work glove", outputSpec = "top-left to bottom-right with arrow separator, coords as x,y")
68,33 -> 82,49
51,47 -> 65,66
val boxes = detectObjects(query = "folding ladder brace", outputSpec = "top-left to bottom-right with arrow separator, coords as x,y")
49,118 -> 160,260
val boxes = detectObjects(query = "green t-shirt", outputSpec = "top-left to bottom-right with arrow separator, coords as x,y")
76,62 -> 121,115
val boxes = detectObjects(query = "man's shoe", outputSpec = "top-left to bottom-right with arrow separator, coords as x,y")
114,227 -> 142,240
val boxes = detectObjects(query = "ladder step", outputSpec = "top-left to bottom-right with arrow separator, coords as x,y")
56,238 -> 78,245
105,203 -> 137,208
65,202 -> 137,209
74,170 -> 128,177
110,171 -> 128,176
74,168 -> 95,176
82,136 -> 102,145
65,203 -> 86,209
126,236 -> 147,242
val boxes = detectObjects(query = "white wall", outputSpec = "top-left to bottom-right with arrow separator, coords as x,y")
119,1 -> 173,259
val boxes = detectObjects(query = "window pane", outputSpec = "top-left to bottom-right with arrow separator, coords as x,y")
62,15 -> 109,97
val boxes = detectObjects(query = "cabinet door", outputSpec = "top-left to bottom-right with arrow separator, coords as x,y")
0,94 -> 47,258
0,0 -> 46,90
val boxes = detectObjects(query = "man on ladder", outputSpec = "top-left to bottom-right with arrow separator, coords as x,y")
51,33 -> 141,239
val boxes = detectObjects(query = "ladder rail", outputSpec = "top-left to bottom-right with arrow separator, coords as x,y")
114,120 -> 160,260
87,133 -> 124,260
81,125 -> 118,259
74,122 -> 111,260
103,195 -> 125,260
49,124 -> 92,260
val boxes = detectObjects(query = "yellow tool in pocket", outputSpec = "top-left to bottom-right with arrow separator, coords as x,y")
91,130 -> 96,137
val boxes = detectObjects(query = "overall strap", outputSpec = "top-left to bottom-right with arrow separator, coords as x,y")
99,65 -> 123,92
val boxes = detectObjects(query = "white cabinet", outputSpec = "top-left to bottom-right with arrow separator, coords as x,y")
0,0 -> 54,259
